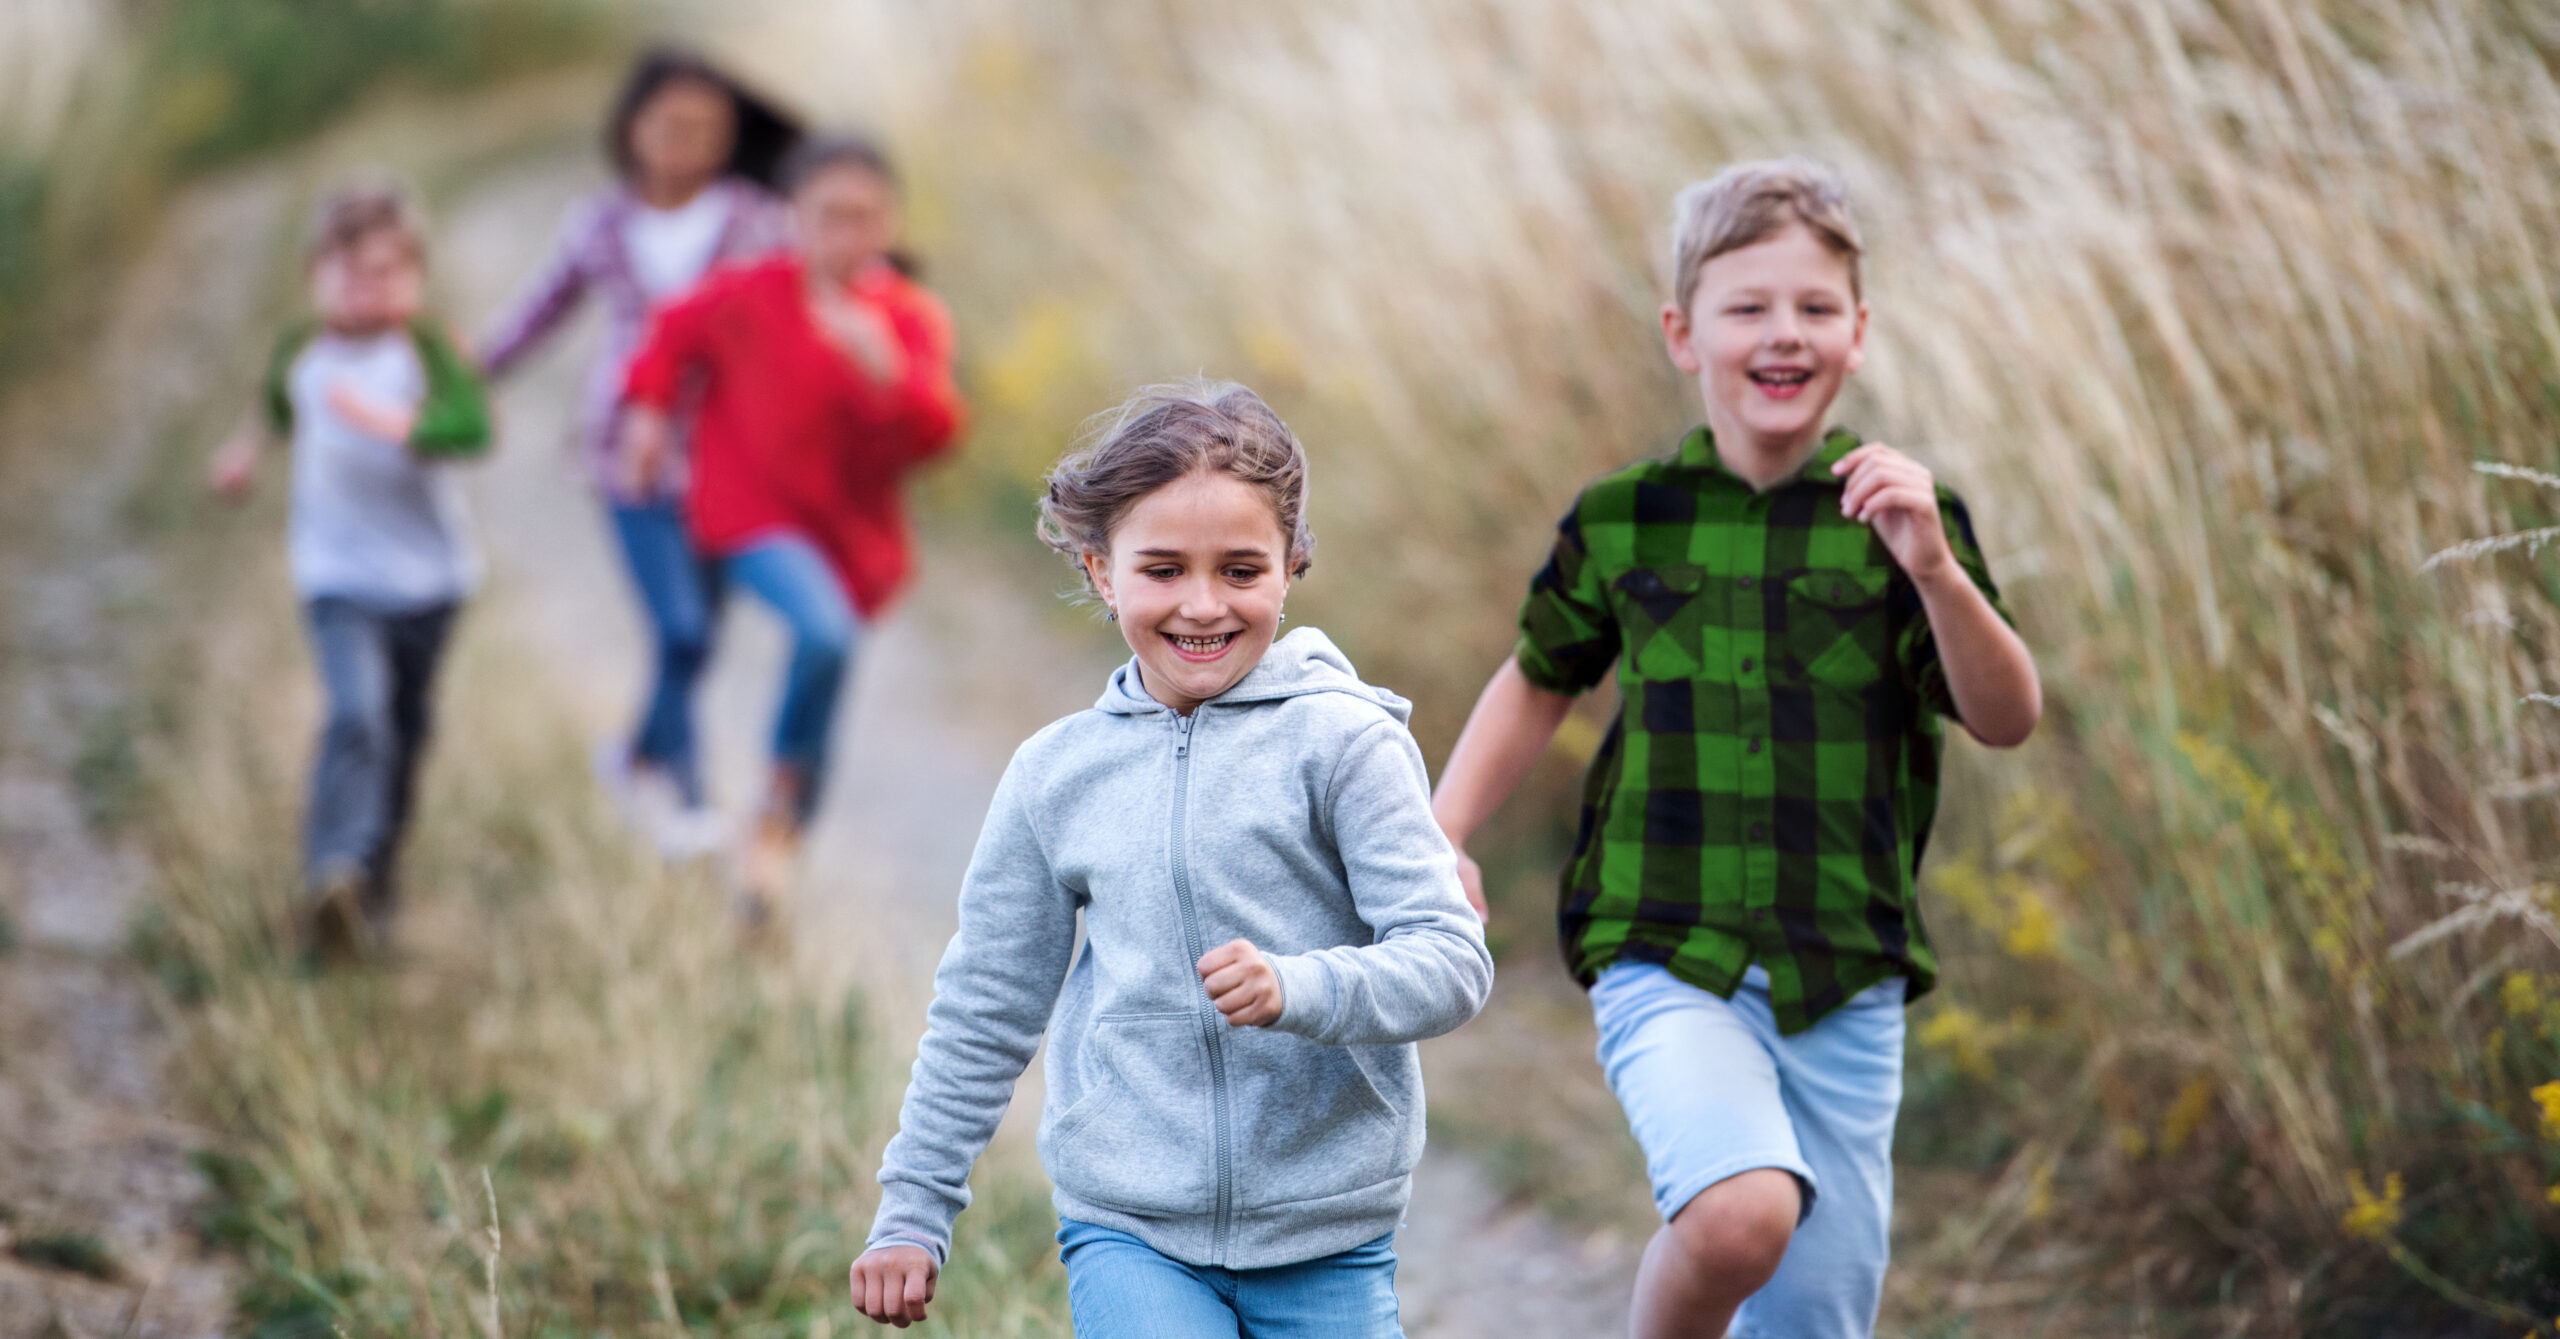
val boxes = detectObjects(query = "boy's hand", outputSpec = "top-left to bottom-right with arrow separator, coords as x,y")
1198,939 -> 1284,1027
209,433 -> 260,501
618,408 -> 672,499
326,381 -> 418,446
849,1245 -> 937,1327
1833,444 -> 1951,581
1449,846 -> 1490,921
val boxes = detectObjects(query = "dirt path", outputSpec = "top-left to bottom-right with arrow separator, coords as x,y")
0,173 -> 286,1339
441,149 -> 1641,1335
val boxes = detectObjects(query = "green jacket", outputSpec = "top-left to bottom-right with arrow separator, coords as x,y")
262,317 -> 491,458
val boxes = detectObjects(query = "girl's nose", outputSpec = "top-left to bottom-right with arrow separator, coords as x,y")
1177,577 -> 1226,623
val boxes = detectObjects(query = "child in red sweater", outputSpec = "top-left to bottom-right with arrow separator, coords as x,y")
622,134 -> 966,917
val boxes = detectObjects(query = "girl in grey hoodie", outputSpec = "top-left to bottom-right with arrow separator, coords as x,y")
850,382 -> 1492,1335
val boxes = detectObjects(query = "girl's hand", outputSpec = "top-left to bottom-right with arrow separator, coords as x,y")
849,1245 -> 937,1327
618,407 -> 673,499
326,381 -> 419,446
1449,846 -> 1490,922
1832,443 -> 1951,581
1198,939 -> 1284,1028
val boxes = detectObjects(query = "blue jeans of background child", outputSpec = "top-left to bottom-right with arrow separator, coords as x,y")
1590,961 -> 1907,1339
720,533 -> 859,823
607,499 -> 722,806
1055,1219 -> 1402,1338
302,597 -> 458,916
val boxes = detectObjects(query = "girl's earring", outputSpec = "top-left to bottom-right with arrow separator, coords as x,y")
1105,607 -> 1118,623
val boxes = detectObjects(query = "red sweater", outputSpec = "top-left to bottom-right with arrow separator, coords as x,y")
624,255 -> 965,616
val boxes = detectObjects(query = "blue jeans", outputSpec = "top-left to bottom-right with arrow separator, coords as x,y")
1590,962 -> 1907,1339
721,534 -> 859,822
1055,1219 -> 1402,1339
607,500 -> 721,806
302,597 -> 457,915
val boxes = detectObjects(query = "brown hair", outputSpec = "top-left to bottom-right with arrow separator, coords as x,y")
1669,156 -> 1863,308
1039,380 -> 1316,591
305,179 -> 428,264
780,133 -> 921,278
604,47 -> 803,189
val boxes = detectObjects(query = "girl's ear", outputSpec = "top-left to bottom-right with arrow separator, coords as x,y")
1082,551 -> 1115,610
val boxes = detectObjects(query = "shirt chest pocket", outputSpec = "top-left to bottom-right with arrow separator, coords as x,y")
1782,567 -> 1893,687
1611,564 -> 1707,680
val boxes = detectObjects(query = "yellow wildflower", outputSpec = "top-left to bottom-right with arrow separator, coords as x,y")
2159,1076 -> 2217,1156
2504,972 -> 2544,1019
2534,1080 -> 2560,1140
1917,1005 -> 1997,1081
2023,1160 -> 2055,1221
2340,1171 -> 2403,1241
2544,1182 -> 2560,1207
1998,880 -> 2063,961
2111,1124 -> 2150,1158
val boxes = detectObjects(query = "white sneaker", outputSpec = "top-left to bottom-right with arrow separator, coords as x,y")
593,742 -> 726,859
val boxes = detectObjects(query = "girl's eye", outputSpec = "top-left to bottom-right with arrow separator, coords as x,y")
1142,566 -> 1181,581
1224,566 -> 1264,582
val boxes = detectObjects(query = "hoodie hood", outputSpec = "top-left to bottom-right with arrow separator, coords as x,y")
1096,626 -> 1412,724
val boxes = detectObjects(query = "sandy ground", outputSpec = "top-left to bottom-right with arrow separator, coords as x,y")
441,147 -> 1643,1336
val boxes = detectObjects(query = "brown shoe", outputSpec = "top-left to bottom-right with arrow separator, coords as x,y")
304,867 -> 373,967
735,811 -> 801,933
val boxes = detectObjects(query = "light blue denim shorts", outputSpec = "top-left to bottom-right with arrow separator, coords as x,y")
1589,960 -> 1908,1339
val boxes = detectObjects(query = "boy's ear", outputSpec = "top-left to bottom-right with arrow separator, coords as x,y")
1660,299 -> 1704,376
1844,299 -> 1871,375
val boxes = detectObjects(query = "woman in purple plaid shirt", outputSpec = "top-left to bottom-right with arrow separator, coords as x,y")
478,49 -> 799,852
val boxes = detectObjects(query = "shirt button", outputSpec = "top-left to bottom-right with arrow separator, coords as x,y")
1749,822 -> 1768,842
1737,575 -> 1755,591
1753,908 -> 1772,922
1740,656 -> 1755,674
1747,736 -> 1762,754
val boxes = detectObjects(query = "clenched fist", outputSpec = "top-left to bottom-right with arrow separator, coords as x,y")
1197,938 -> 1284,1028
849,1244 -> 936,1327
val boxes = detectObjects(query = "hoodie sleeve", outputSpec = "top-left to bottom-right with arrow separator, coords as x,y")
867,748 -> 1079,1266
1267,717 -> 1494,1046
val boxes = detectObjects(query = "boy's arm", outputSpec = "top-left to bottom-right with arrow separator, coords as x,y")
1430,660 -> 1577,914
1240,719 -> 1493,1047
1834,444 -> 2041,747
866,751 -> 1077,1270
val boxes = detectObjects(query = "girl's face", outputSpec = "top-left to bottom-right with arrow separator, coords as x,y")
792,163 -> 899,285
311,230 -> 424,335
1084,469 -> 1294,716
628,77 -> 736,192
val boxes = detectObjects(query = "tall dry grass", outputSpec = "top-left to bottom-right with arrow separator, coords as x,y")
717,0 -> 2560,1327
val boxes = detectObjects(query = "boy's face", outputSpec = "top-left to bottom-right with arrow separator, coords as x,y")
311,230 -> 424,335
1663,221 -> 1867,479
1083,469 -> 1293,716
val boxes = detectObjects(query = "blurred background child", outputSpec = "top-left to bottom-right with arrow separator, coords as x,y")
208,180 -> 492,960
476,48 -> 799,855
620,133 -> 966,921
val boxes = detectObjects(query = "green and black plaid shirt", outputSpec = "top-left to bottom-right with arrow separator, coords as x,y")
1516,426 -> 2011,1034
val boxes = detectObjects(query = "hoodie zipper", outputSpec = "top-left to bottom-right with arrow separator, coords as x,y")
1167,709 -> 1237,1263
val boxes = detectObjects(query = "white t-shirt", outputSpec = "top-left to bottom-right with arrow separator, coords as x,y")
622,188 -> 734,299
286,330 -> 477,608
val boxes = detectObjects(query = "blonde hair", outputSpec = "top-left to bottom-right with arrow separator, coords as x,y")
304,178 -> 428,264
1669,157 -> 1862,308
1039,379 -> 1316,590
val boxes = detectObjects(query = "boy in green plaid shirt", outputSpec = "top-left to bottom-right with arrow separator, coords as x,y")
1434,159 -> 2041,1338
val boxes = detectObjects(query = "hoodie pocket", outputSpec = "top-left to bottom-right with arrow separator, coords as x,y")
1234,1041 -> 1415,1210
1042,1012 -> 1219,1215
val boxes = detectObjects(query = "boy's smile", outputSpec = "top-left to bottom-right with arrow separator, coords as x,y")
1663,221 -> 1868,489
1085,469 -> 1292,715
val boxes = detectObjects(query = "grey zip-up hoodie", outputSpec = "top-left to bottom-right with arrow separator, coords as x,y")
866,628 -> 1494,1270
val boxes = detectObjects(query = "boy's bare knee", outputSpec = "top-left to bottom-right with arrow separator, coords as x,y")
1667,1168 -> 1799,1289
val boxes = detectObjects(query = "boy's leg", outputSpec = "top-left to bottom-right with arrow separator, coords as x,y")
1730,975 -> 1906,1339
1589,962 -> 1812,1339
301,598 -> 395,890
1056,1218 -> 1242,1339
1230,1231 -> 1402,1339
365,601 -> 458,920
607,500 -> 718,805
722,534 -> 860,824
